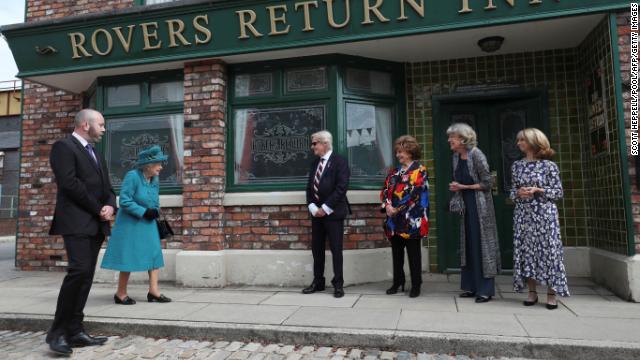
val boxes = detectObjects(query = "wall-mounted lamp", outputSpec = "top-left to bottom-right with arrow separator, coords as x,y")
477,36 -> 505,53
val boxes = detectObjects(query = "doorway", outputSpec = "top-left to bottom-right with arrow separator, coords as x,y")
433,91 -> 548,272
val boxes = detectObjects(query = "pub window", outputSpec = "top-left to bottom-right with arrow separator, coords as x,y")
95,71 -> 184,194
228,55 -> 404,192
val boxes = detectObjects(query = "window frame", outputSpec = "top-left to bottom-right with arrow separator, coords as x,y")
227,55 -> 405,192
93,70 -> 184,195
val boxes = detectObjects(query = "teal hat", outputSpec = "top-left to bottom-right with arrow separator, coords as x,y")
137,145 -> 168,166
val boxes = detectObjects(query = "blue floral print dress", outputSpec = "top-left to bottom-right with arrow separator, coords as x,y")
510,160 -> 569,297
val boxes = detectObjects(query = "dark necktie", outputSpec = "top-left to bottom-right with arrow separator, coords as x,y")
313,158 -> 325,201
85,143 -> 99,167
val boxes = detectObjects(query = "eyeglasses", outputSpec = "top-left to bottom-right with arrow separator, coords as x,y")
311,141 -> 322,146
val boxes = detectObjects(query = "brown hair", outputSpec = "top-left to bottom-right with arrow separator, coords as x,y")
394,135 -> 421,160
516,128 -> 556,160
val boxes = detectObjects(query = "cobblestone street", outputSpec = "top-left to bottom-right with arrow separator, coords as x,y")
0,330 -> 535,360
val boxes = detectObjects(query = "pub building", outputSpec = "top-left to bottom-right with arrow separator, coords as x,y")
2,0 -> 638,300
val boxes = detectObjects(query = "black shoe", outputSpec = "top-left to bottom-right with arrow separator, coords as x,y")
334,286 -> 344,298
302,281 -> 325,294
459,291 -> 476,298
546,293 -> 558,310
475,296 -> 492,303
409,287 -> 421,298
523,291 -> 538,306
147,292 -> 172,303
48,335 -> 73,355
67,331 -> 108,347
114,294 -> 136,305
386,282 -> 405,295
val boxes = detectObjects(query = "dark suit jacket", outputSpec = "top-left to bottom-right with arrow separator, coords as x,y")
306,152 -> 350,220
49,135 -> 117,236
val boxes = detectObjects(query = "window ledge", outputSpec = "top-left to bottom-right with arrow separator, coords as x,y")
223,190 -> 380,206
116,195 -> 183,208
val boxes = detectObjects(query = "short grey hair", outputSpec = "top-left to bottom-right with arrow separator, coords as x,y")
74,109 -> 100,127
446,123 -> 477,149
311,130 -> 333,150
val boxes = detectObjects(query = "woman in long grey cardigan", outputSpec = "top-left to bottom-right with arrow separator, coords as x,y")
447,123 -> 500,303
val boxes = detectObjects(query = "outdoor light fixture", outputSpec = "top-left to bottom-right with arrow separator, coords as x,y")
477,36 -> 505,53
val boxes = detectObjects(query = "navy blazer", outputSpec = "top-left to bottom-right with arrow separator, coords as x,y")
49,135 -> 117,236
306,152 -> 350,220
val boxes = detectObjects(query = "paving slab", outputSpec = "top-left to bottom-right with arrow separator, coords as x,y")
354,295 -> 457,312
182,303 -> 299,325
98,301 -> 209,320
517,314 -> 640,342
459,295 -> 574,316
261,292 -> 359,308
396,310 -> 528,337
180,290 -> 275,305
284,307 -> 400,330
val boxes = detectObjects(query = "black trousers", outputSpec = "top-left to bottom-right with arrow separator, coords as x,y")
311,217 -> 344,287
47,233 -> 104,340
390,236 -> 422,288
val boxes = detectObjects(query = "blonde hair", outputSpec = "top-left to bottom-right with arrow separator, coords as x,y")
516,128 -> 555,160
446,123 -> 477,149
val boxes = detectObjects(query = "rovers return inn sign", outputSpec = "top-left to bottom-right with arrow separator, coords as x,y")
0,0 -> 629,78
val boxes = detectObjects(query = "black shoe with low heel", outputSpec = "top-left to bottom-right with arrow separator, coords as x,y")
459,291 -> 476,298
147,293 -> 172,303
523,290 -> 538,306
475,295 -> 492,303
546,293 -> 558,310
409,287 -> 420,298
386,282 -> 405,295
114,294 -> 136,305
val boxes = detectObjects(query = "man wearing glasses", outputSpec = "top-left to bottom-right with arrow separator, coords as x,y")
303,130 -> 350,298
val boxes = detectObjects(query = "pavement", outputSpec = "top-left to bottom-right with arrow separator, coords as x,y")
1,261 -> 639,360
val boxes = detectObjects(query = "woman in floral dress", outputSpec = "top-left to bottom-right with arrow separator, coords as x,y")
511,128 -> 569,310
381,135 -> 429,298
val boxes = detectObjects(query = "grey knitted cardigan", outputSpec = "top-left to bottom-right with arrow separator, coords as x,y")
452,147 -> 501,277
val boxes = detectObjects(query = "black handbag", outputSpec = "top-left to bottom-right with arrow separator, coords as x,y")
156,211 -> 174,239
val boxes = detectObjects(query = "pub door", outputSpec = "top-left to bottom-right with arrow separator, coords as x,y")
434,94 -> 547,272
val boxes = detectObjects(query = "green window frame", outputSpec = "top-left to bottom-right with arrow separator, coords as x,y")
227,55 -> 405,192
92,70 -> 184,195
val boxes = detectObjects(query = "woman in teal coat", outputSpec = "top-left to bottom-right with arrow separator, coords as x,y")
101,145 -> 171,304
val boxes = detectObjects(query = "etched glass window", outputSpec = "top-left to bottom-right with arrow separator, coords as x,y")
235,73 -> 273,97
346,103 -> 393,181
286,67 -> 327,93
150,80 -> 183,103
346,68 -> 393,95
104,114 -> 184,187
500,110 -> 526,194
106,84 -> 141,107
234,105 -> 325,184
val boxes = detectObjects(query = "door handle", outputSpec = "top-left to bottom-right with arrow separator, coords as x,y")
491,170 -> 498,196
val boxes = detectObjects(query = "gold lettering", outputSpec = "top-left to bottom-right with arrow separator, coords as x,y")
193,15 -> 212,45
166,19 -> 192,48
267,4 -> 291,35
324,0 -> 351,28
112,25 -> 135,53
140,22 -> 162,50
236,10 -> 263,39
68,32 -> 92,59
90,28 -> 113,56
459,0 -> 472,13
485,0 -> 515,10
362,0 -> 389,25
529,0 -> 542,4
398,0 -> 424,20
295,1 -> 319,32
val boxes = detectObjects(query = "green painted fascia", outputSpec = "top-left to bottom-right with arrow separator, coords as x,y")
1,0 -> 630,78
609,13 -> 636,256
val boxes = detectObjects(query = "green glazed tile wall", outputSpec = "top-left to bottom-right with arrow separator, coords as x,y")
405,40 -> 618,270
577,18 -> 628,254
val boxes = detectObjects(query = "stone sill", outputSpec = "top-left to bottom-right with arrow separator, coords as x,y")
222,190 -> 379,206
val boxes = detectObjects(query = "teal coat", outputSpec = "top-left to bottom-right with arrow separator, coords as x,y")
101,169 -> 164,272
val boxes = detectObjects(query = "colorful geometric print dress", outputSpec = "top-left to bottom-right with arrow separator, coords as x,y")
510,159 -> 570,297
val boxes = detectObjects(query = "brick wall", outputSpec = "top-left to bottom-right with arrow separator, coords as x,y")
618,12 -> 639,253
27,0 -> 134,22
182,60 -> 227,251
223,204 -> 386,250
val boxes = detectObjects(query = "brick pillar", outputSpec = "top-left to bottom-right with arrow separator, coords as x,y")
182,60 -> 227,251
17,82 -> 82,270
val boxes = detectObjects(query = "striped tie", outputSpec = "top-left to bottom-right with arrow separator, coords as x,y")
313,158 -> 325,201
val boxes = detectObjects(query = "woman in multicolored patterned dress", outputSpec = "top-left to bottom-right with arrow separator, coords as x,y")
511,128 -> 569,310
381,135 -> 429,298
